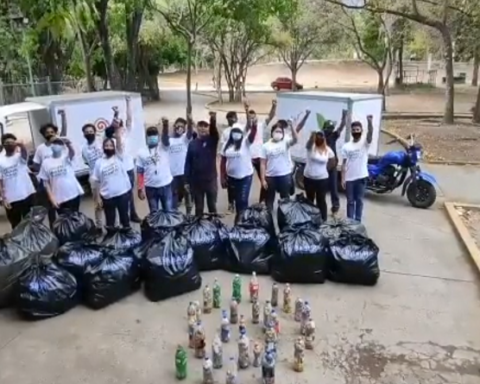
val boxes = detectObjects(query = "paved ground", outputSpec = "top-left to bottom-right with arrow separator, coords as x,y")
1,91 -> 480,384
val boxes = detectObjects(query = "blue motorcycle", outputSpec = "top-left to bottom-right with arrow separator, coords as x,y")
367,136 -> 437,208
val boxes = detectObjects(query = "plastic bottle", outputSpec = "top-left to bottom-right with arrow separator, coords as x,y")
229,299 -> 239,324
294,298 -> 304,322
252,341 -> 262,367
175,345 -> 188,380
232,274 -> 242,303
301,301 -> 311,335
237,328 -> 250,369
188,317 -> 196,349
194,321 -> 206,359
220,310 -> 231,343
187,301 -> 197,323
225,357 -> 238,384
282,283 -> 292,314
249,272 -> 259,303
262,351 -> 276,384
203,284 -> 213,314
271,310 -> 280,335
202,356 -> 214,384
213,278 -> 222,309
251,300 -> 260,324
293,336 -> 305,372
239,314 -> 246,334
304,318 -> 316,350
270,283 -> 279,307
263,300 -> 272,330
212,334 -> 223,369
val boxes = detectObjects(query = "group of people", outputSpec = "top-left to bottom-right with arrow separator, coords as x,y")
0,94 -> 373,231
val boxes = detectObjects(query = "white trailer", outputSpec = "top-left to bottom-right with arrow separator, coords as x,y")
275,91 -> 384,167
0,91 -> 146,181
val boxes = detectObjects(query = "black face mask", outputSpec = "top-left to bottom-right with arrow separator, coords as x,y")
84,134 -> 95,143
104,149 -> 115,157
44,134 -> 55,142
352,132 -> 362,141
4,144 -> 15,154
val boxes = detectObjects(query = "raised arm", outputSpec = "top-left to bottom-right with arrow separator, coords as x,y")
209,111 -> 219,143
305,132 -> 315,151
186,112 -> 194,140
161,117 -> 170,147
288,109 -> 311,147
366,115 -> 373,144
243,99 -> 251,132
125,95 -> 132,133
266,99 -> 277,125
335,109 -> 348,135
58,109 -> 67,137
115,127 -> 124,155
63,138 -> 75,160
17,141 -> 28,161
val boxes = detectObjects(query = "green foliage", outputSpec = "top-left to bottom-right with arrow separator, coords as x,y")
359,12 -> 387,64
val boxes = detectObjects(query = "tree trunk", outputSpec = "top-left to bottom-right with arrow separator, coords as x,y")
125,5 -> 144,91
398,41 -> 404,86
215,53 -> 222,103
186,40 -> 193,114
376,70 -> 386,112
472,51 -> 479,87
440,27 -> 455,124
473,85 -> 480,124
79,34 -> 95,92
291,62 -> 298,91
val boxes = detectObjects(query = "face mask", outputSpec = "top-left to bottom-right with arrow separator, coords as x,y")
4,144 -> 15,154
44,134 -> 55,142
174,126 -> 185,136
315,138 -> 325,146
231,132 -> 243,141
272,132 -> 283,141
352,132 -> 362,141
104,149 -> 115,157
147,135 -> 159,147
51,144 -> 63,157
84,134 -> 95,143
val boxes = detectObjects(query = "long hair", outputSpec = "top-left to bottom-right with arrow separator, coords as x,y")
224,127 -> 243,151
314,132 -> 328,154
103,137 -> 116,150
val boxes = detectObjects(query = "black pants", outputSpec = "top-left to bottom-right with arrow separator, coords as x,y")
191,179 -> 218,217
57,196 -> 81,215
304,176 -> 329,221
265,174 -> 292,211
5,195 -> 34,229
102,192 -> 130,228
252,158 -> 267,203
172,175 -> 192,212
127,169 -> 139,218
36,185 -> 57,228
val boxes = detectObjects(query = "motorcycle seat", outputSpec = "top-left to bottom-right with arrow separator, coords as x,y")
368,155 -> 383,165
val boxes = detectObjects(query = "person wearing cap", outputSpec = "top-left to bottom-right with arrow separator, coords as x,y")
341,115 -> 373,222
184,112 -> 219,216
322,109 -> 348,216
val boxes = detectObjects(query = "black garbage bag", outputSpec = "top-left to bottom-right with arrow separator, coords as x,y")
15,257 -> 78,319
182,214 -> 226,271
52,211 -> 96,246
237,203 -> 275,237
271,224 -> 329,284
84,249 -> 141,309
141,210 -> 186,241
327,233 -> 380,286
144,228 -> 202,302
277,194 -> 322,231
225,224 -> 274,275
0,238 -> 33,308
55,242 -> 104,294
320,217 -> 367,241
101,227 -> 142,251
9,206 -> 58,255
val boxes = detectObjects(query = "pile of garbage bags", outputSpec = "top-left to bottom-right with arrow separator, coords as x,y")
0,198 -> 381,322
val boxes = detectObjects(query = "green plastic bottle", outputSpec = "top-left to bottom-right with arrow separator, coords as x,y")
232,274 -> 242,303
175,345 -> 188,380
213,278 -> 221,309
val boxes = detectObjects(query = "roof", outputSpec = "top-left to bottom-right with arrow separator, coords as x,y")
0,102 -> 47,117
277,91 -> 382,102
26,91 -> 140,105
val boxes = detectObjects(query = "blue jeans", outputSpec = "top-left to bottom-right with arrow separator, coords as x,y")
145,183 -> 173,213
328,168 -> 340,213
345,178 -> 367,222
265,174 -> 292,211
228,174 -> 253,215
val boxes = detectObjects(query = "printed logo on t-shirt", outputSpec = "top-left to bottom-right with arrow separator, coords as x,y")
2,164 -> 18,180
224,146 -> 242,158
102,162 -> 119,178
169,143 -> 185,154
346,148 -> 362,162
49,164 -> 68,178
266,145 -> 287,159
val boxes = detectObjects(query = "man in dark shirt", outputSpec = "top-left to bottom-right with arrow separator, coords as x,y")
184,111 -> 219,216
323,109 -> 347,215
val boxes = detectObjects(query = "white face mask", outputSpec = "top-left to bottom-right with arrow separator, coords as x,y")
231,132 -> 243,141
272,132 -> 283,141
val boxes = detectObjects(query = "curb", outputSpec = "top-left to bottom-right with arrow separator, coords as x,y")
444,202 -> 480,276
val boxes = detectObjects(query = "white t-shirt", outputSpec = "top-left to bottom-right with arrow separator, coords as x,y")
39,156 -> 84,204
260,139 -> 293,177
91,155 -> 132,199
220,124 -> 245,154
168,134 -> 190,176
82,140 -> 103,172
221,140 -> 254,179
109,129 -> 134,171
33,143 -> 66,166
304,146 -> 335,180
249,120 -> 267,159
137,145 -> 173,188
341,138 -> 370,182
0,154 -> 36,204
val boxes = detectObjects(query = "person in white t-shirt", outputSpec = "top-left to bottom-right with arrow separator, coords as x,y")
341,115 -> 373,222
104,96 -> 141,223
137,120 -> 173,213
220,111 -> 239,213
169,114 -> 194,214
303,131 -> 336,221
39,138 -> 84,217
82,123 -> 104,231
91,133 -> 132,229
260,109 -> 311,211
0,134 -> 36,229
220,121 -> 258,218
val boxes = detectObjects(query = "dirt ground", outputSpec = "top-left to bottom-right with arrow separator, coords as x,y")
456,206 -> 480,249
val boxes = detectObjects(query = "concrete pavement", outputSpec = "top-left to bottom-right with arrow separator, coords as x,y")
0,90 -> 479,384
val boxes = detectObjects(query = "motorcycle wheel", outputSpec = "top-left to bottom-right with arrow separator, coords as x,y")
406,179 -> 436,209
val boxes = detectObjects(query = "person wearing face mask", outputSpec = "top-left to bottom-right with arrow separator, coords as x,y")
32,110 -> 68,227
169,114 -> 194,213
38,138 -> 84,217
184,112 -> 219,217
220,119 -> 258,220
220,110 -> 239,213
91,133 -> 132,229
0,134 -> 36,229
341,115 -> 373,222
260,110 -> 311,211
104,96 -> 141,223
303,131 -> 336,221
82,123 -> 104,232
137,119 -> 173,212
322,110 -> 348,216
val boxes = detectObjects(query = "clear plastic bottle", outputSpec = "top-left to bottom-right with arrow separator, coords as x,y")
270,283 -> 279,307
220,310 -> 231,343
225,357 -> 238,384
249,272 -> 259,303
202,356 -> 214,384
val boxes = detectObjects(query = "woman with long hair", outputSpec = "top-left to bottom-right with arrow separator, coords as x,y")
220,122 -> 257,218
303,131 -> 336,221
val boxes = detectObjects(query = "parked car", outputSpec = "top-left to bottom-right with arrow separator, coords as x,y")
271,77 -> 303,91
